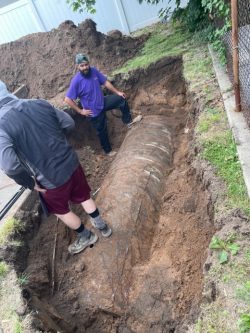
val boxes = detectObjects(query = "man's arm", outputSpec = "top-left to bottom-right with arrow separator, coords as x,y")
53,106 -> 76,134
103,81 -> 126,99
64,97 -> 93,117
0,131 -> 35,190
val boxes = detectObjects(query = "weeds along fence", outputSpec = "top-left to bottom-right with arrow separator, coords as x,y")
223,0 -> 250,124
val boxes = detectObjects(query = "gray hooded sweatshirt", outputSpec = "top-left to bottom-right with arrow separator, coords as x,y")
0,81 -> 79,190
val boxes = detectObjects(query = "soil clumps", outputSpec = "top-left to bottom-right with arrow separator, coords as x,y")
0,21 -> 226,332
8,57 -> 216,332
0,19 -> 146,99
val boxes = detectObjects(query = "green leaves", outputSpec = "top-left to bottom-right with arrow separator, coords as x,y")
201,0 -> 231,63
228,243 -> 240,255
209,235 -> 240,264
239,313 -> 250,333
219,249 -> 228,264
66,0 -> 96,14
202,0 -> 230,18
210,236 -> 225,249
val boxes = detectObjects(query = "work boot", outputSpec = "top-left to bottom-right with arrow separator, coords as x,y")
68,231 -> 98,255
127,115 -> 143,129
99,224 -> 112,237
90,219 -> 112,238
106,151 -> 117,157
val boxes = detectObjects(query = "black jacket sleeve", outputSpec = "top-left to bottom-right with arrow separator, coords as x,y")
0,130 -> 35,190
5,169 -> 35,190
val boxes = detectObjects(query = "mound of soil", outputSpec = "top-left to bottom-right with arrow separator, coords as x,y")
0,19 -> 147,99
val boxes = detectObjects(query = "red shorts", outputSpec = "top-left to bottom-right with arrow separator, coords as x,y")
42,165 -> 91,215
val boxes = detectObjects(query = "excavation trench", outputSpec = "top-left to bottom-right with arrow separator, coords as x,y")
13,57 -> 215,332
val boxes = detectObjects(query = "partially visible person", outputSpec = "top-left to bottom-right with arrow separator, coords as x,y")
64,54 -> 142,156
0,80 -> 111,255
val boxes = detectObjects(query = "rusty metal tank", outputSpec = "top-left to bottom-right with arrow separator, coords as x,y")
81,115 -> 173,311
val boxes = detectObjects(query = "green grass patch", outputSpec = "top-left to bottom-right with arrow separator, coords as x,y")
194,303 -> 231,333
245,250 -> 250,261
113,24 -> 191,75
183,42 -> 215,91
198,249 -> 249,333
197,105 -> 228,141
0,217 -> 23,245
197,110 -> 222,133
0,261 -> 9,278
239,313 -> 250,333
131,22 -> 159,37
236,281 -> 250,303
222,260 -> 249,283
18,273 -> 29,287
14,319 -> 23,333
234,262 -> 249,282
201,131 -> 250,215
0,270 -> 27,333
184,52 -> 213,84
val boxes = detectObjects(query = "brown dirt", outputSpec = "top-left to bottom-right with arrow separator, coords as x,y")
7,56 -> 216,333
0,21 -> 217,333
0,19 -> 147,99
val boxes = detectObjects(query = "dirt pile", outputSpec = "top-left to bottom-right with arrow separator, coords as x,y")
0,19 -> 146,99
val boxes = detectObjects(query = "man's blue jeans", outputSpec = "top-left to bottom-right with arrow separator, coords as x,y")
90,95 -> 132,153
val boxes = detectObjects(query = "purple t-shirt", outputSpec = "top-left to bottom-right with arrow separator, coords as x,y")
66,67 -> 107,117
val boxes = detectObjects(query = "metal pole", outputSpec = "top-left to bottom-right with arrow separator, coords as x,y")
231,0 -> 241,112
0,187 -> 25,221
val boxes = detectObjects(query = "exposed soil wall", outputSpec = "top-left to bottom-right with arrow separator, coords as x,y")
0,56 -> 217,333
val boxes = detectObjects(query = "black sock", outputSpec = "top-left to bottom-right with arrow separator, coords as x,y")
74,224 -> 91,239
89,208 -> 99,218
74,224 -> 85,234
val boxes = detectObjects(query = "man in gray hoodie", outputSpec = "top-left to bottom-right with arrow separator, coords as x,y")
0,80 -> 111,254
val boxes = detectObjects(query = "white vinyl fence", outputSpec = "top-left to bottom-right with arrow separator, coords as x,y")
0,0 -> 187,45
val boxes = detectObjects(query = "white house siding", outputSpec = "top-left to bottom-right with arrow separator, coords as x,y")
33,0 -> 124,33
0,0 -> 18,8
120,0 -> 181,32
0,0 -> 187,45
0,0 -> 43,44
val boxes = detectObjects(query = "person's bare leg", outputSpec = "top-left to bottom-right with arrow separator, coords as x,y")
56,199 -> 98,229
56,211 -> 81,229
56,211 -> 91,239
81,197 -> 96,213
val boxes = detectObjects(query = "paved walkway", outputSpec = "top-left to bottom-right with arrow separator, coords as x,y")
0,171 -> 29,224
209,46 -> 250,198
0,172 -> 20,211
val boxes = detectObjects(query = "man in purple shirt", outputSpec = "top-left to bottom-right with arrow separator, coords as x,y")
65,54 -> 141,156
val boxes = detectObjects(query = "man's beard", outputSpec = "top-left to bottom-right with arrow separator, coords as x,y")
80,67 -> 91,78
